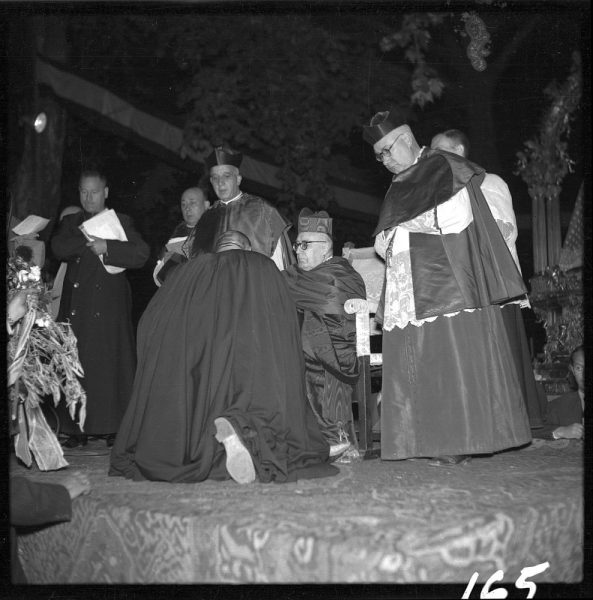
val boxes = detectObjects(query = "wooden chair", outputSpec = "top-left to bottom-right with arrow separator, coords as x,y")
343,245 -> 384,459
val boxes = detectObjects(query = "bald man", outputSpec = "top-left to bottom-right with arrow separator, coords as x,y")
215,230 -> 252,252
153,187 -> 210,286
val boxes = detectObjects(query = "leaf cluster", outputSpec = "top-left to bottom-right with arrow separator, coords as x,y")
515,52 -> 582,202
66,14 -> 410,214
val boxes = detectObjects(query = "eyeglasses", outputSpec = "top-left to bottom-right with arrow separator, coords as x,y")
374,133 -> 404,162
293,241 -> 326,251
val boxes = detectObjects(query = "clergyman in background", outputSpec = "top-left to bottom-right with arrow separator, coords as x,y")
153,186 -> 210,286
190,145 -> 294,269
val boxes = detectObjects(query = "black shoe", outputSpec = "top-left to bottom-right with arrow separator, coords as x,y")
105,434 -> 116,448
61,435 -> 88,449
429,454 -> 472,467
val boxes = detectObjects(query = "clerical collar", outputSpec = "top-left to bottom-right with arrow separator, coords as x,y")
221,192 -> 243,205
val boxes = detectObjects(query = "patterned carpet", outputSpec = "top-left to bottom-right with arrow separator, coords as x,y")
12,439 -> 584,587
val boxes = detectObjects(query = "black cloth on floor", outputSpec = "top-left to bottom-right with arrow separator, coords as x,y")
10,477 -> 73,583
109,250 -> 337,483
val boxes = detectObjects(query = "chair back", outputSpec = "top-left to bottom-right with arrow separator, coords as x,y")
342,245 -> 384,458
342,246 -> 384,313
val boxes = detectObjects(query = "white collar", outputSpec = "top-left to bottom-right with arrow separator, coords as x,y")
221,191 -> 243,205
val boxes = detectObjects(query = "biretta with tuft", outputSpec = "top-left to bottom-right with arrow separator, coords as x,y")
362,108 -> 408,145
206,146 -> 243,170
298,208 -> 332,236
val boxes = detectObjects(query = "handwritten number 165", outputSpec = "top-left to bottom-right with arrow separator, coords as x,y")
461,562 -> 550,599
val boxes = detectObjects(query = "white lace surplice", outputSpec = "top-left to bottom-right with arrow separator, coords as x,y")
375,188 -> 473,331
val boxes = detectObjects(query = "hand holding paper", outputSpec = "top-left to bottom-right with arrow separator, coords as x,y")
79,209 -> 128,274
165,236 -> 188,255
85,236 -> 108,256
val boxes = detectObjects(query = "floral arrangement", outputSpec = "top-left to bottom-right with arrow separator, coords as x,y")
7,245 -> 87,471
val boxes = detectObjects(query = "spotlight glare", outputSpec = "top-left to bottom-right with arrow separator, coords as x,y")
33,112 -> 47,133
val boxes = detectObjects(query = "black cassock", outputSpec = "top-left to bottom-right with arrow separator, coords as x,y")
51,210 -> 149,435
109,250 -> 336,483
283,258 -> 366,445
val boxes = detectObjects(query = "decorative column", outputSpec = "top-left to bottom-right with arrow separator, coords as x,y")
515,52 -> 582,392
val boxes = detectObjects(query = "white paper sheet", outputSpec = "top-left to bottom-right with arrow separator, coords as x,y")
80,209 -> 128,274
12,215 -> 50,236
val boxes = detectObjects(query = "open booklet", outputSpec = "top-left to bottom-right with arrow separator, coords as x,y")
79,209 -> 128,274
165,236 -> 188,255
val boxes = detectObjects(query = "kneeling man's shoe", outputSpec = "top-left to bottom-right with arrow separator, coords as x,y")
214,417 -> 256,484
335,445 -> 361,464
329,441 -> 350,458
429,454 -> 472,467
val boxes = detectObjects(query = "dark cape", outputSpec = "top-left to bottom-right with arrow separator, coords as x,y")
51,210 -> 149,435
374,149 -> 527,320
109,250 -> 337,483
283,258 -> 366,445
191,192 -> 295,267
10,477 -> 73,583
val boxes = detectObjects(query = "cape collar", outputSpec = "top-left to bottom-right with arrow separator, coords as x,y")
221,191 -> 243,205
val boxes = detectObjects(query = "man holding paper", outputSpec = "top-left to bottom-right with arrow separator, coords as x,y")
51,168 -> 150,449
153,186 -> 210,286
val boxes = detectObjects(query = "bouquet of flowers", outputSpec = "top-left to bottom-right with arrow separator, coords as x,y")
7,246 -> 87,471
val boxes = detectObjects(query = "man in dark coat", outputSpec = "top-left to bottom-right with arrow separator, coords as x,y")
284,209 -> 366,462
109,238 -> 337,484
190,145 -> 295,268
51,168 -> 149,448
363,109 -> 531,465
152,186 -> 210,286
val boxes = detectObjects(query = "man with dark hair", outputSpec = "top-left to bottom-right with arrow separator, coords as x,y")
191,146 -> 294,268
284,209 -> 366,462
362,109 -> 531,465
431,129 -> 545,430
51,167 -> 149,448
